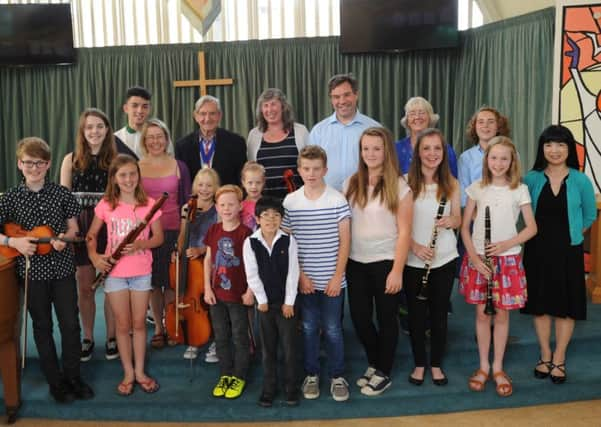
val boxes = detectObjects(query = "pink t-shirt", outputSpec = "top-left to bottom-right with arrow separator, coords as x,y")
240,199 -> 257,231
94,197 -> 162,277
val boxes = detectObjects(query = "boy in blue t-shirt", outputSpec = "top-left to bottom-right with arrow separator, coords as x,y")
282,145 -> 351,402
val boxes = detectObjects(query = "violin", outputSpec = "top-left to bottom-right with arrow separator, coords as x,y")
283,168 -> 297,193
165,196 -> 211,347
0,223 -> 84,259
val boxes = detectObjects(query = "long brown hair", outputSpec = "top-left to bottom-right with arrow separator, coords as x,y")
104,154 -> 148,209
73,108 -> 116,172
407,128 -> 457,201
345,127 -> 400,213
480,136 -> 521,189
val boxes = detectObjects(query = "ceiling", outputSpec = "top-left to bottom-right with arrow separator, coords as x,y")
478,0 -> 555,23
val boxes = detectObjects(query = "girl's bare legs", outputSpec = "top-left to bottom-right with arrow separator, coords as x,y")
131,290 -> 153,382
473,304 -> 493,381
108,290 -> 134,383
491,309 -> 510,388
77,265 -> 96,341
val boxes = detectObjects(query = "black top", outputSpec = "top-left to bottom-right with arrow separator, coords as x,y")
72,154 -> 108,193
522,177 -> 587,319
0,181 -> 81,280
249,234 -> 290,305
175,127 -> 246,186
256,128 -> 301,199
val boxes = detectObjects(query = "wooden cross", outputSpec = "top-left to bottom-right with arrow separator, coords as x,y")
173,51 -> 233,96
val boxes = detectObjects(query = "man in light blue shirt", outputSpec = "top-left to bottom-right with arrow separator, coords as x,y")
457,144 -> 485,207
309,74 -> 380,191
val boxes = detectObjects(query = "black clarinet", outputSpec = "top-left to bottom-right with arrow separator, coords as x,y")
483,206 -> 497,315
416,197 -> 447,301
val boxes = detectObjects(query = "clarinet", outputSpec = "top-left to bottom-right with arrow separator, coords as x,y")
416,197 -> 447,301
483,205 -> 497,315
91,192 -> 168,290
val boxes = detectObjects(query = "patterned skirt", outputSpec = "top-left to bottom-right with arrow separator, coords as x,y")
459,253 -> 527,310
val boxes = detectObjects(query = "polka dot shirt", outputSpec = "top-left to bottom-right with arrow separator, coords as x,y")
0,181 -> 81,280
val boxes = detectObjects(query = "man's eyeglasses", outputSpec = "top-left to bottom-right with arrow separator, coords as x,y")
20,160 -> 49,169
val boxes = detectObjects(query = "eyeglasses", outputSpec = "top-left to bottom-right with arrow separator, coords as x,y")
259,212 -> 282,220
145,134 -> 165,141
407,110 -> 428,118
20,160 -> 48,169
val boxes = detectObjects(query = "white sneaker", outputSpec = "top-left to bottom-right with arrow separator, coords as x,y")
330,377 -> 349,402
204,342 -> 218,363
183,346 -> 198,360
360,371 -> 391,396
302,375 -> 320,399
356,366 -> 376,387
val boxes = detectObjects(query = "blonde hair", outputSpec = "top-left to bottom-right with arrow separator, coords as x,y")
215,184 -> 244,202
192,168 -> 220,193
298,145 -> 327,167
400,97 -> 439,130
241,161 -> 266,181
345,127 -> 400,213
480,136 -> 521,189
140,118 -> 174,156
16,137 -> 51,161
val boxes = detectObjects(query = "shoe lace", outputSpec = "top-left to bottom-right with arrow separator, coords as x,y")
218,377 -> 230,388
332,377 -> 348,391
229,378 -> 241,390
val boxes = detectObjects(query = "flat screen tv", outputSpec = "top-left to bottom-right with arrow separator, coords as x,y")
340,0 -> 459,53
0,4 -> 76,66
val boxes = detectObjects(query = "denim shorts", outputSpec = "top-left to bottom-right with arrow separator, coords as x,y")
104,274 -> 152,293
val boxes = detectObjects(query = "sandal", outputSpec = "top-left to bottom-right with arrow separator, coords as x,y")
150,333 -> 166,349
117,380 -> 134,396
493,371 -> 513,397
137,376 -> 160,393
534,358 -> 552,379
468,369 -> 489,392
550,363 -> 567,384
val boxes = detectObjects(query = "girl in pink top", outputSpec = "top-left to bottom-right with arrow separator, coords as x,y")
87,154 -> 164,396
240,161 -> 266,231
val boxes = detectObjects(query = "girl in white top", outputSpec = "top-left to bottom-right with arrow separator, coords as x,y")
460,136 -> 537,398
343,127 -> 413,396
405,129 -> 461,387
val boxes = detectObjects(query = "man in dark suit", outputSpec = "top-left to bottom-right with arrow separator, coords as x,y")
175,95 -> 246,186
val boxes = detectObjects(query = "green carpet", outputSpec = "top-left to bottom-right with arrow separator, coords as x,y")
3,287 -> 601,422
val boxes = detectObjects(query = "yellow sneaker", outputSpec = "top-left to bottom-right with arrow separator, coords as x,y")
224,376 -> 245,399
212,376 -> 230,398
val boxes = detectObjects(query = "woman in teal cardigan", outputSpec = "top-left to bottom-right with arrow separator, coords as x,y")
522,125 -> 597,384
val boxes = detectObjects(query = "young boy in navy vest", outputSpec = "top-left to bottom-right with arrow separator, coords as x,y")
242,196 -> 299,407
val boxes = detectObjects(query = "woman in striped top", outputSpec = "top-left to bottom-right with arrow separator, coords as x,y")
247,88 -> 309,199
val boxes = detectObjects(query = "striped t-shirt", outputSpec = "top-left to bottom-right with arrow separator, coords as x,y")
256,128 -> 300,199
282,185 -> 351,291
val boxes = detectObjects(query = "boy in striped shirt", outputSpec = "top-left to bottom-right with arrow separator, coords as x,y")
282,145 -> 351,402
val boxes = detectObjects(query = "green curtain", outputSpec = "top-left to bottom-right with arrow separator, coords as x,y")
452,7 -> 555,169
0,8 -> 554,191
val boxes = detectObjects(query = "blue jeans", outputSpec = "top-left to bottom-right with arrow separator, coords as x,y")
300,291 -> 344,378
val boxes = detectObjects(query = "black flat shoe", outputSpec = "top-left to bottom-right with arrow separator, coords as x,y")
534,358 -> 552,379
258,392 -> 274,408
5,402 -> 21,425
432,370 -> 448,386
408,374 -> 424,386
550,363 -> 567,384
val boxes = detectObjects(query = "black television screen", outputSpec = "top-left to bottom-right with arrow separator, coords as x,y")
0,4 -> 76,66
340,0 -> 459,53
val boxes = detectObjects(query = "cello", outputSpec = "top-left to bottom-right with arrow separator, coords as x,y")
165,196 -> 211,347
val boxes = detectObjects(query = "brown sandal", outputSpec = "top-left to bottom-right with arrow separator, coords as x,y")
493,371 -> 513,397
117,380 -> 134,396
150,333 -> 166,349
468,369 -> 489,392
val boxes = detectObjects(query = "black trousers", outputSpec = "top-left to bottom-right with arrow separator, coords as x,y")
346,259 -> 399,376
210,300 -> 250,379
258,304 -> 297,394
25,275 -> 81,386
403,260 -> 455,367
